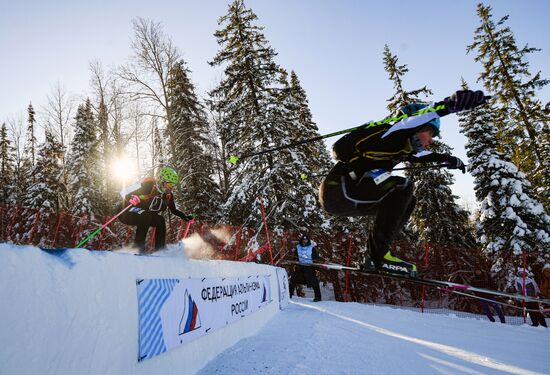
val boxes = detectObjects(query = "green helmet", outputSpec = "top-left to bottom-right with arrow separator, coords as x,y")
158,166 -> 179,184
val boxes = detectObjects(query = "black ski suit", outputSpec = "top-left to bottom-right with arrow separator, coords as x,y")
319,105 -> 454,264
119,177 -> 190,253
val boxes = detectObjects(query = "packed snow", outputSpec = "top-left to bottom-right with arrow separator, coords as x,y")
1,243 -> 549,375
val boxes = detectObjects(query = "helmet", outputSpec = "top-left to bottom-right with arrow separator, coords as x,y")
157,166 -> 179,193
300,234 -> 310,243
401,103 -> 440,137
158,166 -> 179,184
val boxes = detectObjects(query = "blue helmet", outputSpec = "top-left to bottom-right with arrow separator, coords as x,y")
401,103 -> 440,137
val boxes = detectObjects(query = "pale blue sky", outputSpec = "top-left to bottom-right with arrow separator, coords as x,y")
1,0 -> 549,207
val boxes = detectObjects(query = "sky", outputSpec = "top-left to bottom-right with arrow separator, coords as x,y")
1,0 -> 549,208
1,243 -> 549,374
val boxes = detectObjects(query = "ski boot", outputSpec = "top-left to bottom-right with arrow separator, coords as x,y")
358,251 -> 376,272
373,250 -> 417,277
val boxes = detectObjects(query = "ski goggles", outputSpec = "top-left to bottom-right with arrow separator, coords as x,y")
163,181 -> 175,190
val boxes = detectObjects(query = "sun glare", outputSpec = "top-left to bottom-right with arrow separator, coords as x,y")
111,157 -> 137,182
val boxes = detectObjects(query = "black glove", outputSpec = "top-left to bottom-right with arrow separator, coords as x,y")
444,90 -> 487,113
445,155 -> 466,174
180,214 -> 195,221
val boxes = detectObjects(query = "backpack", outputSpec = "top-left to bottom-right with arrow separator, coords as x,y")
331,127 -> 373,163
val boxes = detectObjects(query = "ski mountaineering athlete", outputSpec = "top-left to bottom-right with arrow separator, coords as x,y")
119,166 -> 193,254
319,90 -> 488,277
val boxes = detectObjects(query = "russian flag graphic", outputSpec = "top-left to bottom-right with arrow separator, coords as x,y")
179,290 -> 201,335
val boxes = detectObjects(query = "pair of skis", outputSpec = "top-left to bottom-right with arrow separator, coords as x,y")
284,260 -> 550,311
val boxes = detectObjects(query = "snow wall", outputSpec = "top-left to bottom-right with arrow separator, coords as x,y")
0,245 -> 290,375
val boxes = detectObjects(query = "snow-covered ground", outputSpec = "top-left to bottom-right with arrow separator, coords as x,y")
1,243 -> 549,375
201,298 -> 550,374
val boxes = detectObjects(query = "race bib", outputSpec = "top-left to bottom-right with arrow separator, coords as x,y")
369,168 -> 392,185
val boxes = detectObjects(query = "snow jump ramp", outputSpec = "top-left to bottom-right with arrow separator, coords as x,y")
0,245 -> 290,375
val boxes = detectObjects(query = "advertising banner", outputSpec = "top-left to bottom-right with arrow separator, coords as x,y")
137,275 -> 272,361
276,268 -> 289,310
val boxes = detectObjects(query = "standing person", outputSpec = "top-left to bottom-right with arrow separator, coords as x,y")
289,234 -> 322,302
319,90 -> 488,276
471,269 -> 505,323
119,166 -> 193,254
513,268 -> 547,328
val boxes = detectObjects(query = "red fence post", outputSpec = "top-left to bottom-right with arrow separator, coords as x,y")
7,205 -> 20,241
259,196 -> 274,265
345,233 -> 353,302
148,228 -> 156,254
522,249 -> 527,323
51,211 -> 63,248
177,220 -> 185,241
421,241 -> 430,313
234,226 -> 242,260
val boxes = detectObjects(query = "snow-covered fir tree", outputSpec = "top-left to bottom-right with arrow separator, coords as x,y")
167,60 -> 221,220
25,103 -> 37,166
208,0 -> 292,228
66,100 -> 103,221
467,3 -> 550,208
20,131 -> 65,245
96,95 -> 114,211
383,44 -> 432,114
18,103 -> 39,206
410,140 -> 476,247
0,122 -> 15,204
459,96 -> 550,288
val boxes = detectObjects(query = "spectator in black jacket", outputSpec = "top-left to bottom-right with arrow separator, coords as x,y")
289,234 -> 322,302
119,166 -> 192,254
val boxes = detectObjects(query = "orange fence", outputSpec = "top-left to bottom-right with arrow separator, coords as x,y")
1,203 -> 547,325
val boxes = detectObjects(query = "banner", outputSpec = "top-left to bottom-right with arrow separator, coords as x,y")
136,275 -> 272,361
276,268 -> 289,310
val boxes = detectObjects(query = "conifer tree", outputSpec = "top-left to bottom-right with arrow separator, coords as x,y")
19,103 -> 39,205
208,0 -> 289,228
210,0 -> 335,241
168,60 -> 221,220
410,140 -> 476,247
268,70 -> 334,232
0,123 -> 15,204
383,44 -> 432,115
467,3 -> 550,208
20,131 -> 65,245
66,100 -> 103,220
25,103 -> 37,166
459,95 -> 550,287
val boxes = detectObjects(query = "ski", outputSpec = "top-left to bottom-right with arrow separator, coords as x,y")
283,260 -> 550,306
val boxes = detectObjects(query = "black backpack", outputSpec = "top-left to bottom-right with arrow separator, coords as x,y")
331,127 -> 373,163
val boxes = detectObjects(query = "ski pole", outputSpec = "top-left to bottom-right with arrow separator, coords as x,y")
299,163 -> 460,180
227,103 -> 448,165
75,204 -> 132,248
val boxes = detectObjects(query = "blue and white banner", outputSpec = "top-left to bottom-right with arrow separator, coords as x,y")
136,275 -> 272,361
276,268 -> 289,310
